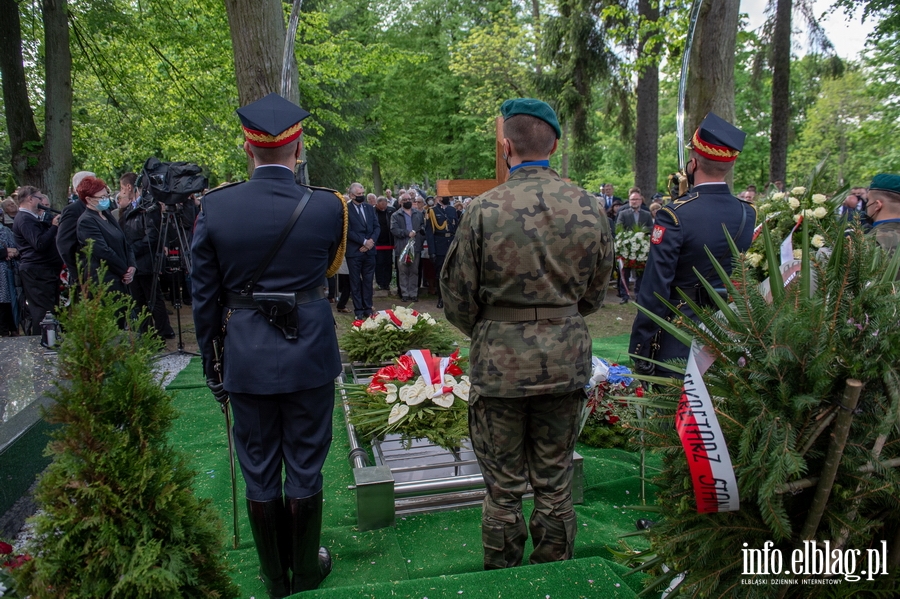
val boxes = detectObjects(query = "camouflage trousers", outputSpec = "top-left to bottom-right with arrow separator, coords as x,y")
468,389 -> 586,569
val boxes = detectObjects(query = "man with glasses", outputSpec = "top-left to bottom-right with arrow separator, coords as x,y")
12,186 -> 63,334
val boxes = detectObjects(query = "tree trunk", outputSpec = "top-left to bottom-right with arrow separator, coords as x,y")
769,0 -> 792,186
224,0 -> 290,176
685,0 -> 739,186
41,0 -> 73,208
531,0 -> 542,76
0,0 -> 72,208
372,158 -> 383,195
634,0 -> 660,200
560,121 -> 570,180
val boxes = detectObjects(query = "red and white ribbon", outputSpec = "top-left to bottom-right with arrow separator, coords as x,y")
406,349 -> 451,396
780,216 -> 802,265
676,342 -> 740,513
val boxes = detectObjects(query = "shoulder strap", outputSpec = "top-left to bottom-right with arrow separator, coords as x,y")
242,187 -> 314,295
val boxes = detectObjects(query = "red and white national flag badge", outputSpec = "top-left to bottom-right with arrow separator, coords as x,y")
651,224 -> 666,245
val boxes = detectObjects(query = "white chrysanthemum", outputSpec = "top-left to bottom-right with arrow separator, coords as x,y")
791,187 -> 807,196
813,207 -> 828,219
793,249 -> 803,260
746,252 -> 764,268
812,194 -> 827,204
361,318 -> 380,330
388,403 -> 409,425
811,234 -> 825,248
634,232 -> 645,239
772,192 -> 786,201
789,197 -> 801,210
432,393 -> 455,408
803,209 -> 816,219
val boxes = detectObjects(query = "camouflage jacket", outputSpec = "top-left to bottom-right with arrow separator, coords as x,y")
869,220 -> 900,256
440,165 -> 614,398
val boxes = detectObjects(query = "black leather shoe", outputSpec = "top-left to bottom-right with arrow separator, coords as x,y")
288,491 -> 332,592
620,297 -> 629,304
246,499 -> 291,598
436,298 -> 443,309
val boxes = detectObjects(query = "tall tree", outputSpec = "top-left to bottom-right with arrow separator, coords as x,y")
0,0 -> 72,207
769,0 -> 793,186
634,0 -> 660,198
684,0 -> 740,136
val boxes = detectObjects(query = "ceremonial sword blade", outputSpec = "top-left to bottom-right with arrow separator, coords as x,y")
677,0 -> 704,172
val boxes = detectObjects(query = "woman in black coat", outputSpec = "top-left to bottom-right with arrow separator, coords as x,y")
75,176 -> 136,296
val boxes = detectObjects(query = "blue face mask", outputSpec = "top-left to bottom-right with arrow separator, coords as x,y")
97,198 -> 111,210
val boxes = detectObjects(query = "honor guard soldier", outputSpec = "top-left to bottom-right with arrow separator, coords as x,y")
441,98 -> 614,570
425,195 -> 459,308
630,112 -> 756,379
865,174 -> 900,266
191,93 -> 348,597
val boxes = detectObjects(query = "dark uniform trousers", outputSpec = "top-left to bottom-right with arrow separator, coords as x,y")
19,266 -> 59,335
230,381 -> 335,502
468,389 -> 585,568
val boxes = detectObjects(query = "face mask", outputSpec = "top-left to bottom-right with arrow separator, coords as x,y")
402,202 -> 413,210
440,197 -> 450,205
98,198 -> 111,210
353,194 -> 365,203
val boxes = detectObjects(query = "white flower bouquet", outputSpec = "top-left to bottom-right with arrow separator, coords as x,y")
340,306 -> 455,364
615,224 -> 651,270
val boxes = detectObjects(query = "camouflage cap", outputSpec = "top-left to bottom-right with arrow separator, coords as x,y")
869,174 -> 900,194
500,98 -> 561,139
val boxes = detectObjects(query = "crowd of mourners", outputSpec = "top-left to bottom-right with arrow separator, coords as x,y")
0,169 -> 880,338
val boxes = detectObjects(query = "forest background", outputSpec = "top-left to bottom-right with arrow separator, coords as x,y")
1,0 -> 899,206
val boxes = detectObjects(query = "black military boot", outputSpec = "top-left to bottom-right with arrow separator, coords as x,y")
288,490 -> 333,592
246,498 -> 291,599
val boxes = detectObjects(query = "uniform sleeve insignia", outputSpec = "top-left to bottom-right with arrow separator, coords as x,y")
651,224 -> 666,245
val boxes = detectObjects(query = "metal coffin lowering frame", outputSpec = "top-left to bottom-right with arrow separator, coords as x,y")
341,362 -> 584,531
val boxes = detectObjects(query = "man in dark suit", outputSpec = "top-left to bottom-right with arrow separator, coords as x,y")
345,181 -> 379,318
56,171 -> 93,286
615,190 -> 654,300
373,196 -> 395,292
630,112 -> 755,379
425,196 -> 459,308
599,183 -> 623,211
191,93 -> 347,596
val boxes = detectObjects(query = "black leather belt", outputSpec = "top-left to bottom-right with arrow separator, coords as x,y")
673,285 -> 726,307
480,304 -> 578,322
222,287 -> 325,309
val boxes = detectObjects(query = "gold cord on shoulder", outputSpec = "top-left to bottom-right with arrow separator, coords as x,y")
326,192 -> 348,278
426,206 -> 448,232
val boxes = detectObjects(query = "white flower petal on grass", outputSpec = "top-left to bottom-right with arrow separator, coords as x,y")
388,403 -> 409,425
432,393 -> 455,408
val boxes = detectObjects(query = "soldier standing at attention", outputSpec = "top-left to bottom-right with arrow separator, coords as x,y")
425,195 -> 459,309
864,174 -> 900,260
192,93 -> 347,597
441,98 -> 614,570
629,112 -> 755,379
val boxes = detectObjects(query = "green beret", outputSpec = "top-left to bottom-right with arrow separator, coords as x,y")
870,173 -> 900,195
500,98 -> 561,139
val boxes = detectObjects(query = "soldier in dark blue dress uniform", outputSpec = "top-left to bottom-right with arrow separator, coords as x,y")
425,196 -> 459,308
630,113 -> 756,379
191,93 -> 347,597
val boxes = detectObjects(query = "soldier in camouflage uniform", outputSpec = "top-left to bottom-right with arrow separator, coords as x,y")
440,98 -> 614,570
864,174 -> 900,264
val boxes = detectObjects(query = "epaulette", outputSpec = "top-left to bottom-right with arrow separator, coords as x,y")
660,206 -> 679,226
203,180 -> 244,197
670,191 -> 700,209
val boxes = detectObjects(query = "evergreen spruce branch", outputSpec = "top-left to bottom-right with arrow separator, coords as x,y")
798,379 -> 864,541
761,223 -> 785,304
634,301 -> 693,348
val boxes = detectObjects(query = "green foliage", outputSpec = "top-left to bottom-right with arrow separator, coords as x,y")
5,174 -> 16,196
622,203 -> 900,596
340,317 -> 456,364
12,263 -> 237,599
344,382 -> 469,451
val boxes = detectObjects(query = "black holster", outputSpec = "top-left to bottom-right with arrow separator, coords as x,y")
252,293 -> 299,340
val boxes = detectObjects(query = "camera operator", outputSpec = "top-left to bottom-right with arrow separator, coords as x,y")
119,172 -> 175,339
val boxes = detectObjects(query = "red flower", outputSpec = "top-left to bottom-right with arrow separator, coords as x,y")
0,541 -> 12,555
352,320 -> 364,328
447,364 -> 463,376
635,386 -> 644,398
607,415 -> 620,425
395,355 -> 415,381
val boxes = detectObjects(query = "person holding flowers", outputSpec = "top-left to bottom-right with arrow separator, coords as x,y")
441,98 -> 614,570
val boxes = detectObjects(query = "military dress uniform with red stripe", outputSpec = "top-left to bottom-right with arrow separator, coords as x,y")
191,93 -> 346,596
629,112 -> 756,378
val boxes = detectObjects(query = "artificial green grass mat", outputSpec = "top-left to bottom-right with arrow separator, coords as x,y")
591,334 -> 631,365
166,349 -> 658,599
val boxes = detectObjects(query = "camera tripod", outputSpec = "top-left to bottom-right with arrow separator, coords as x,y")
150,205 -> 199,358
